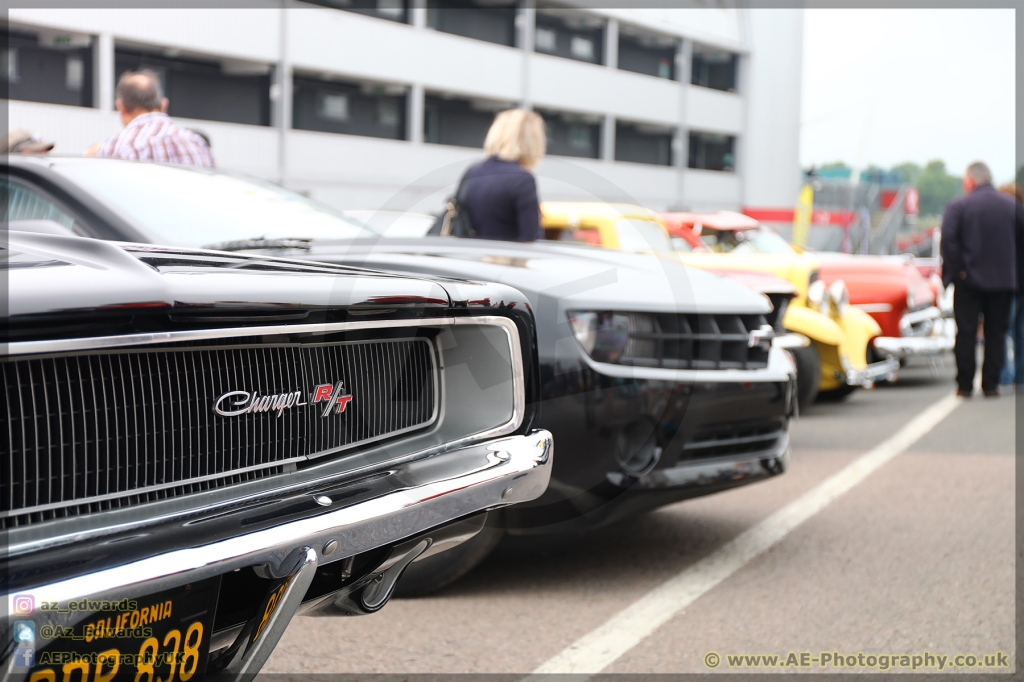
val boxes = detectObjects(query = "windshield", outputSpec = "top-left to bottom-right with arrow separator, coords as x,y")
51,161 -> 376,247
613,218 -> 675,253
702,227 -> 794,255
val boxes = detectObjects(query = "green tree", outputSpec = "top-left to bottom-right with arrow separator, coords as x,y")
917,160 -> 962,217
891,161 -> 922,185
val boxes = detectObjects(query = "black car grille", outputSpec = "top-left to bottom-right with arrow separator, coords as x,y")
682,419 -> 787,461
617,313 -> 771,370
2,338 -> 437,527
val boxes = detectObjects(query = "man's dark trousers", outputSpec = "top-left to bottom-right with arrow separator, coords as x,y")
953,284 -> 1013,393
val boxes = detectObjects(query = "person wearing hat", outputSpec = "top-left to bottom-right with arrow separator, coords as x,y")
3,129 -> 55,154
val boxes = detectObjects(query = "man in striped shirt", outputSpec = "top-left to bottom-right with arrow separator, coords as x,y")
95,70 -> 214,167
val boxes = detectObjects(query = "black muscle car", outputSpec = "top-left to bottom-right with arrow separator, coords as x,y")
3,156 -> 794,596
1,229 -> 552,680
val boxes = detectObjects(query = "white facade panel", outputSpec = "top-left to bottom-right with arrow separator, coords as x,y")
287,130 -> 469,188
529,55 -> 680,126
9,8 -> 280,63
7,101 -> 121,158
741,9 -> 804,210
684,86 -> 743,134
289,8 -> 523,102
681,169 -> 742,211
596,8 -> 745,50
535,157 -> 680,211
286,130 -> 482,213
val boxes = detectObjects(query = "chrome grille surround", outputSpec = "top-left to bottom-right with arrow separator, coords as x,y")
3,316 -> 528,556
2,329 -> 440,527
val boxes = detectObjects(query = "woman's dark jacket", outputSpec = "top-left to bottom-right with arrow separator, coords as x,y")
461,157 -> 542,242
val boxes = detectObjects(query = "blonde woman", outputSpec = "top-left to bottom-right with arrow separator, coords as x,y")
460,108 -> 546,241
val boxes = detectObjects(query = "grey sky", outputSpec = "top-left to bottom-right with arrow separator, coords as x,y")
800,8 -> 1016,182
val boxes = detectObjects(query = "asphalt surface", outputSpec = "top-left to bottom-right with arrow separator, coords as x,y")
265,355 -> 1016,675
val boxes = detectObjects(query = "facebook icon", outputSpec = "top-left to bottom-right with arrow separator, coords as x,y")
13,646 -> 35,669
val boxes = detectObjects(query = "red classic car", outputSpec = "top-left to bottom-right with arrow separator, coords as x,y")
663,211 -> 760,252
815,253 -> 954,362
664,211 -> 953,365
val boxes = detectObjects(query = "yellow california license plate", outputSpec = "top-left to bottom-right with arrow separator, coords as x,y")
29,577 -> 220,682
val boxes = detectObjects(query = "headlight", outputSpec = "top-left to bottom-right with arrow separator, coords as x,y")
567,311 -> 656,363
906,286 -> 916,310
806,279 -> 828,314
829,280 -> 849,315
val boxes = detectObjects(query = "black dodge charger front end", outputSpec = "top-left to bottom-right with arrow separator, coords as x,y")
1,232 -> 551,680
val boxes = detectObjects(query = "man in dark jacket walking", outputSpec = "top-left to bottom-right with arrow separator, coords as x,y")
941,161 -> 1024,396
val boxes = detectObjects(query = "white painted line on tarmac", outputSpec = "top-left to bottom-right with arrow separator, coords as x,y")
527,392 -> 962,677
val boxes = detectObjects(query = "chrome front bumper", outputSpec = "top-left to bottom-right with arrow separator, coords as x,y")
874,312 -> 956,360
846,356 -> 901,387
874,334 -> 955,359
2,431 -> 553,679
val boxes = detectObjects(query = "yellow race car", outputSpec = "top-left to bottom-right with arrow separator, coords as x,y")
539,202 -> 898,409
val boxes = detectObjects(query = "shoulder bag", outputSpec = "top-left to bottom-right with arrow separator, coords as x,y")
429,163 -> 478,238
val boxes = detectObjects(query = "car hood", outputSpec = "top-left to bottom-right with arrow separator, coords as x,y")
665,250 -> 820,296
685,267 -> 795,296
4,231 -> 456,324
816,253 -> 935,307
291,237 -> 773,315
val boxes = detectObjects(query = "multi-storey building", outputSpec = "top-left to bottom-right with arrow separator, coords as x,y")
6,3 -> 803,215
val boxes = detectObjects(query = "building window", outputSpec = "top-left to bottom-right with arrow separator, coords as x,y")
690,44 -> 738,92
293,75 -> 407,139
688,131 -> 735,172
2,28 -> 93,107
617,25 -> 678,80
115,48 -> 271,126
305,0 -> 410,23
615,121 -> 674,166
427,0 -> 519,47
534,7 -> 604,64
424,94 -> 509,148
536,108 -> 600,159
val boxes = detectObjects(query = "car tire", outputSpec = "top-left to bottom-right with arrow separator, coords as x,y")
392,515 -> 505,597
791,344 -> 821,411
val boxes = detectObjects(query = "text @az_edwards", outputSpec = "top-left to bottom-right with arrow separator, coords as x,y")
703,650 -> 1011,671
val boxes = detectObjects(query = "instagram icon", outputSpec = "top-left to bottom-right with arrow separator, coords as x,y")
12,595 -> 34,616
